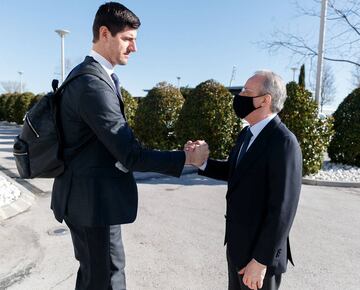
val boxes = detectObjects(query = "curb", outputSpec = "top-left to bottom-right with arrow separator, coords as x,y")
302,177 -> 360,188
0,171 -> 36,221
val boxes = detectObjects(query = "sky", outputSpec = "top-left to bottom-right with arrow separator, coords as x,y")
0,0 -> 357,110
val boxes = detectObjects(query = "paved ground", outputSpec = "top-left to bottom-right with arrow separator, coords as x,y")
1,126 -> 360,289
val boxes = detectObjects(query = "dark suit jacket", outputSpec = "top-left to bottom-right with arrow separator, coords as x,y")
51,56 -> 185,227
199,116 -> 302,275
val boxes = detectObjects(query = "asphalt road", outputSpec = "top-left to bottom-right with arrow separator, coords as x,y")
0,125 -> 360,289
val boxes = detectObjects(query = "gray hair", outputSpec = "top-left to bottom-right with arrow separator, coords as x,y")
254,70 -> 287,113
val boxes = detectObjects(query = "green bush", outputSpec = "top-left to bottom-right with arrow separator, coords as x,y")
3,93 -> 17,122
0,94 -> 8,120
280,81 -> 333,176
175,79 -> 241,159
121,87 -> 138,128
180,87 -> 193,100
28,94 -> 44,110
0,92 -> 38,124
133,82 -> 184,150
12,92 -> 34,124
328,88 -> 360,166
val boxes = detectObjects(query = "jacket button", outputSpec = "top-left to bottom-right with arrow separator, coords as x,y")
276,249 -> 281,257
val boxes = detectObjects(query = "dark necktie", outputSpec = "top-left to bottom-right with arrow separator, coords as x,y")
111,73 -> 123,102
236,127 -> 253,166
111,72 -> 126,118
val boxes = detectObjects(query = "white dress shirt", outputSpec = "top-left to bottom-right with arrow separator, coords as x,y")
88,50 -> 117,87
246,113 -> 277,149
199,113 -> 277,171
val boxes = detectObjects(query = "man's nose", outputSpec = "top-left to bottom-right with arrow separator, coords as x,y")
131,41 -> 137,52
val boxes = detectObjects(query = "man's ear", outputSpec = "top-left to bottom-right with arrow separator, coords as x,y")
263,94 -> 272,106
99,26 -> 110,41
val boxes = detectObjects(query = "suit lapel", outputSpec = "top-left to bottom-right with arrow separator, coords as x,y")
84,56 -> 126,118
85,56 -> 117,94
228,116 -> 281,193
229,126 -> 248,179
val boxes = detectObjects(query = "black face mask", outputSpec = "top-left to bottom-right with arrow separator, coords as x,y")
233,95 -> 264,119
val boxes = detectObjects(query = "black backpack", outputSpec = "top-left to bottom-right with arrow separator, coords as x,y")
13,69 -> 99,178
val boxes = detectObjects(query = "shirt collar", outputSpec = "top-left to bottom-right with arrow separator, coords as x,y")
249,113 -> 277,139
89,49 -> 114,78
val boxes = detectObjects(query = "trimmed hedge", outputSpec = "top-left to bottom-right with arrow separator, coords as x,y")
280,82 -> 333,175
121,87 -> 138,128
175,79 -> 241,159
0,92 -> 40,124
328,88 -> 360,166
133,82 -> 184,150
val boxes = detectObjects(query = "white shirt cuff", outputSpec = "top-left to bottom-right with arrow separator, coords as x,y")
198,160 -> 208,171
115,161 -> 129,173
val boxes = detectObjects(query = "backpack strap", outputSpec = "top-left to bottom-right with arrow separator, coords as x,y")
54,67 -> 115,168
55,67 -> 107,93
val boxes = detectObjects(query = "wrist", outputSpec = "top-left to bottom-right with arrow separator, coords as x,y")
184,150 -> 192,165
252,258 -> 267,269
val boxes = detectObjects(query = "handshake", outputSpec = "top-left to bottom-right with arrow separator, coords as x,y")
184,140 -> 209,167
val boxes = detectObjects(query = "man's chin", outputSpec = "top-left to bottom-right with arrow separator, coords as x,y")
118,58 -> 129,65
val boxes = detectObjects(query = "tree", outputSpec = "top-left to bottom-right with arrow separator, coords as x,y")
12,93 -> 34,124
3,93 -> 17,122
133,82 -> 184,150
0,95 -> 8,120
319,63 -> 335,111
298,64 -> 306,88
328,88 -> 360,166
280,81 -> 333,175
263,0 -> 360,68
28,94 -> 44,110
175,79 -> 240,159
180,86 -> 193,100
54,57 -> 75,79
121,87 -> 138,128
0,81 -> 26,93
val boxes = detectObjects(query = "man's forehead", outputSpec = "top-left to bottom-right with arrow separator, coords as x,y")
119,27 -> 137,37
244,75 -> 263,91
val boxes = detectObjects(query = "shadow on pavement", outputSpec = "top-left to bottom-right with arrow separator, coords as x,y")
137,174 -> 226,186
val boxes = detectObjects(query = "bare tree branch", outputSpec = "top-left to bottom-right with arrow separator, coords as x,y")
323,56 -> 360,66
329,2 -> 360,36
0,81 -> 26,93
353,63 -> 360,88
261,0 -> 360,69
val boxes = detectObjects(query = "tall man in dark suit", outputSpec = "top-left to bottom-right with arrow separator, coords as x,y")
51,2 -> 208,289
188,70 -> 302,290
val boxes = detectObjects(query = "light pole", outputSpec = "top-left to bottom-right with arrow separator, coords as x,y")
55,29 -> 70,83
315,0 -> 328,108
229,65 -> 236,87
18,71 -> 23,93
291,67 -> 298,82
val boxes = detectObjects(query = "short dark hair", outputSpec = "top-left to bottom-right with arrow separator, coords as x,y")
92,2 -> 141,43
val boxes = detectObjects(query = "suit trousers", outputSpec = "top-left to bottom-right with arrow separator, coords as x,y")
65,220 -> 126,290
227,248 -> 281,290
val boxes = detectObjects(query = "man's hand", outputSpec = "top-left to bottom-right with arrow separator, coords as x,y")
184,140 -> 209,167
238,259 -> 267,290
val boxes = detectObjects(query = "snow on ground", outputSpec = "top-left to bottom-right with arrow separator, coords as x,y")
0,175 -> 21,207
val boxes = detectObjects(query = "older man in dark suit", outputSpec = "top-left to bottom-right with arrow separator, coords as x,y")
51,2 -> 208,289
189,70 -> 302,290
